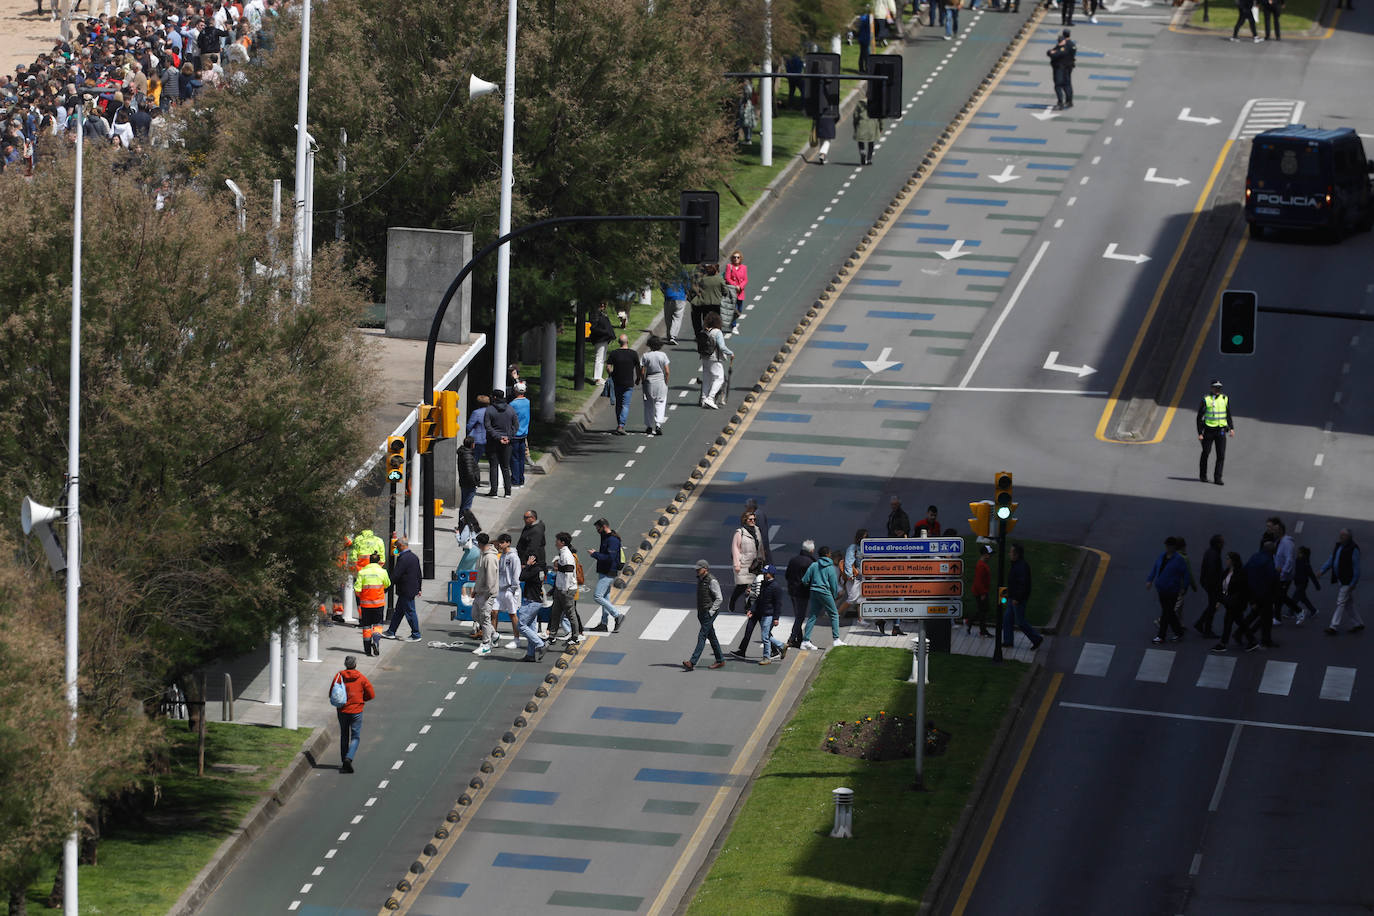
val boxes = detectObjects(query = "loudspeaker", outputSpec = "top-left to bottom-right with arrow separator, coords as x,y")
21,496 -> 60,535
469,75 -> 499,100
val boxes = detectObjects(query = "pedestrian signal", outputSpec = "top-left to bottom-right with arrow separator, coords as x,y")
803,52 -> 841,120
679,190 -> 720,265
866,54 -> 903,120
385,436 -> 406,482
1218,289 -> 1257,355
968,500 -> 993,539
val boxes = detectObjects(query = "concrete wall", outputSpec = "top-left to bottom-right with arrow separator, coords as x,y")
385,228 -> 473,343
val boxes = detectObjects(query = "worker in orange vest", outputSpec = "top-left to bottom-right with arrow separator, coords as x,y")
354,552 -> 392,656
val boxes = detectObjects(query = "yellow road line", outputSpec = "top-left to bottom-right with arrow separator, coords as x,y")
1094,138 -> 1234,444
949,672 -> 1063,916
1069,547 -> 1111,638
1150,235 -> 1249,442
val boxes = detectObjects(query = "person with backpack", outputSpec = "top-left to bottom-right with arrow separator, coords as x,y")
329,656 -> 374,774
589,518 -> 629,632
549,532 -> 584,646
700,311 -> 734,410
587,301 -> 616,384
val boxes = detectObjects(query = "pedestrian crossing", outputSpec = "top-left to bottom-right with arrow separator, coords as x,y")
1072,642 -> 1357,701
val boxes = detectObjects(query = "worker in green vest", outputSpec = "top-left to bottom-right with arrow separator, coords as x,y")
350,529 -> 386,567
1197,379 -> 1233,486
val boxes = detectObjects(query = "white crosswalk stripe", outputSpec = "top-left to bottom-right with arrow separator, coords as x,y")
1258,660 -> 1298,696
639,608 -> 691,641
1320,666 -> 1357,702
1074,642 -> 1114,677
1136,648 -> 1175,684
713,614 -> 747,646
1196,655 -> 1235,690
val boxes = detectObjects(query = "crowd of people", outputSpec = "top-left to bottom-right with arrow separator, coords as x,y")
1,0 -> 278,172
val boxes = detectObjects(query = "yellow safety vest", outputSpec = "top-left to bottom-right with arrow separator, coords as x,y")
1203,394 -> 1229,428
349,529 -> 386,565
354,563 -> 391,608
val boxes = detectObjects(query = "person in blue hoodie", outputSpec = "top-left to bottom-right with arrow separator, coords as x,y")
800,545 -> 843,650
1146,536 -> 1189,644
660,269 -> 690,346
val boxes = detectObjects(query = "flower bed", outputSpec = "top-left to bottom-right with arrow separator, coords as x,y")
822,711 -> 950,761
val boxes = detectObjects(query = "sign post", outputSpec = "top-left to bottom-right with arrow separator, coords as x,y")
859,536 -> 963,789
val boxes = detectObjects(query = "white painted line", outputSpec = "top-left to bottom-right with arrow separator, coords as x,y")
1136,648 -> 1175,684
1126,99 -> 1135,108
391,760 -> 404,770
1074,642 -> 1114,677
1342,362 -> 1350,374
289,903 -> 300,912
1063,701 -> 1374,738
1067,196 -> 1077,206
572,529 -> 582,538
1258,660 -> 1297,696
325,849 -> 338,859
1333,391 -> 1343,404
1196,654 -> 1235,690
444,691 -> 455,700
1305,486 -> 1315,500
1115,117 -> 1124,126
781,383 -> 1108,395
312,866 -> 324,876
1209,724 -> 1242,811
432,707 -> 444,717
1104,136 -> 1113,145
636,445 -> 646,454
351,815 -> 363,824
604,487 -> 615,494
1189,853 -> 1202,876
713,614 -> 748,645
958,241 -> 1051,389
406,742 -> 417,752
1320,666 -> 1357,701
366,797 -> 377,807
640,608 -> 692,641
1325,422 -> 1334,432
1295,520 -> 1304,534
1091,155 -> 1101,165
1080,176 -> 1090,185
625,459 -> 636,467
457,676 -> 467,685
378,780 -> 389,789
1054,218 -> 1064,228
467,660 -> 479,669
784,257 -> 793,264
1353,336 -> 1360,346
615,473 -> 625,481
582,514 -> 592,523
1315,453 -> 1324,466
338,831 -> 350,842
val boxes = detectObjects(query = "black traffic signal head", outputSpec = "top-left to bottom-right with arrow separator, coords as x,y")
866,54 -> 903,120
679,190 -> 719,265
385,436 -> 406,482
803,52 -> 841,120
994,471 -> 1014,520
1218,289 -> 1257,355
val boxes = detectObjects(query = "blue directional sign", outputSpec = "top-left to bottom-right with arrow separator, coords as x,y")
860,537 -> 964,557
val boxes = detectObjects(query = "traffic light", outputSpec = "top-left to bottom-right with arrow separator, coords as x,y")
385,436 -> 406,482
968,500 -> 992,538
1218,289 -> 1257,355
866,54 -> 903,119
417,404 -> 438,455
434,389 -> 459,440
994,471 -> 1017,535
803,52 -> 841,120
679,190 -> 720,264
998,586 -> 1008,609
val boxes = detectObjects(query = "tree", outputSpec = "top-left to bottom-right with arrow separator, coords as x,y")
0,146 -> 378,714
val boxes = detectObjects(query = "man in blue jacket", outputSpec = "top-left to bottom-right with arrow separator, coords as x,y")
1244,538 -> 1279,648
382,535 -> 423,641
1320,529 -> 1362,635
589,518 -> 628,633
1146,536 -> 1189,644
510,382 -> 532,488
753,565 -> 788,664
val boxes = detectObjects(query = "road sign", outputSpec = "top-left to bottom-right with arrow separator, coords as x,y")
860,601 -> 963,620
862,558 -> 963,578
860,537 -> 964,558
861,579 -> 963,599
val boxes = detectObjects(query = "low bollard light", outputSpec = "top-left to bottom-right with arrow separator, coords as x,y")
907,634 -> 930,685
830,787 -> 854,838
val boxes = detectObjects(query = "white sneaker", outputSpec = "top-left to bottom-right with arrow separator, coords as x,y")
1295,612 -> 1307,625
1253,35 -> 1264,42
474,645 -> 492,656
505,641 -> 519,649
833,639 -> 848,647
801,640 -> 820,651
702,398 -> 718,409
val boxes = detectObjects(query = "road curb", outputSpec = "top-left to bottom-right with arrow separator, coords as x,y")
166,725 -> 332,916
1040,544 -> 1095,634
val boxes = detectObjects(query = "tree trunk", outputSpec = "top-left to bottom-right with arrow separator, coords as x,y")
180,673 -> 206,733
9,884 -> 29,916
43,870 -> 59,910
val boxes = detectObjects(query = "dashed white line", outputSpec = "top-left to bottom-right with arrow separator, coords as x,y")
582,514 -> 592,523
604,486 -> 615,494
444,691 -> 455,700
391,760 -> 404,771
325,849 -> 338,859
1305,486 -> 1315,500
1091,155 -> 1101,165
1104,136 -> 1113,145
625,459 -> 635,467
1080,176 -> 1090,185
467,660 -> 479,669
1341,362 -> 1350,374
1126,99 -> 1135,108
1315,453 -> 1324,466
635,445 -> 646,454
338,831 -> 351,842
1295,520 -> 1305,534
366,797 -> 377,806
432,707 -> 444,717
572,528 -> 582,538
312,866 -> 324,876
1067,196 -> 1078,206
457,676 -> 468,684
1190,853 -> 1202,876
1334,391 -> 1343,404
351,815 -> 364,825
289,903 -> 300,912
419,725 -> 430,735
378,780 -> 389,789
1115,117 -> 1124,126
1054,218 -> 1064,228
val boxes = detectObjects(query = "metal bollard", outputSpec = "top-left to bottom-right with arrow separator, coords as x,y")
283,621 -> 299,730
305,615 -> 322,663
267,629 -> 283,707
342,578 -> 357,625
830,787 -> 854,838
222,673 -> 234,722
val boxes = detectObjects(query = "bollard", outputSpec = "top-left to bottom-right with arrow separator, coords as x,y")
305,615 -> 322,663
342,577 -> 357,625
283,621 -> 299,730
907,634 -> 930,685
222,673 -> 234,722
830,787 -> 854,838
267,629 -> 283,707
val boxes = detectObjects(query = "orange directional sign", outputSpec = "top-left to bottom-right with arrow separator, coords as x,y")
861,579 -> 963,599
863,558 -> 963,578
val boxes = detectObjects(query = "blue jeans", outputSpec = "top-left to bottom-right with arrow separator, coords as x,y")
593,575 -> 622,622
759,615 -> 785,658
1003,600 -> 1041,647
460,486 -> 476,513
385,595 -> 420,637
804,600 -> 840,641
613,382 -> 633,428
517,600 -> 546,656
511,438 -> 527,486
944,6 -> 959,35
337,710 -> 362,763
691,614 -> 723,665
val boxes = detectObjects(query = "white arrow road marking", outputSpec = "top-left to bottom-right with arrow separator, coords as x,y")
1032,110 -> 1061,122
1042,351 -> 1098,378
768,524 -> 785,553
987,164 -> 1021,184
1178,107 -> 1221,126
1102,243 -> 1151,265
860,347 -> 901,374
1144,168 -> 1191,187
937,239 -> 972,260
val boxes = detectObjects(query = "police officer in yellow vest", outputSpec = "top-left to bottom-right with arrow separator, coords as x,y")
354,553 -> 392,656
1197,379 -> 1234,486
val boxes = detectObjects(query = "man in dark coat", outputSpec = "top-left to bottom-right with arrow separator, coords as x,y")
482,388 -> 518,497
785,540 -> 816,648
1003,543 -> 1043,649
517,509 -> 548,577
1194,534 -> 1225,638
382,535 -> 423,641
1047,30 -> 1076,111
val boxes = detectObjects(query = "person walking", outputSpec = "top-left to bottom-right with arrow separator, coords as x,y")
700,312 -> 734,410
838,528 -> 866,621
785,540 -> 816,648
1292,545 -> 1322,625
588,302 -> 616,384
1194,534 -> 1226,638
509,382 -> 531,488
332,656 -> 374,774
801,545 -> 844,650
482,389 -> 518,498
1059,0 -> 1073,27
753,564 -> 788,664
381,535 -> 422,642
683,560 -> 727,670
724,250 -> 749,332
466,394 -> 489,472
640,335 -> 670,436
730,508 -> 765,612
745,497 -> 774,563
1004,543 -> 1043,649
1212,551 -> 1259,652
945,0 -> 963,38
549,532 -> 584,647
457,435 -> 481,513
471,533 -> 499,656
1244,538 -> 1279,648
887,495 -> 911,538
735,80 -> 757,145
1231,0 -> 1260,42
969,543 -> 993,637
852,99 -> 881,166
516,561 -> 548,662
813,109 -> 837,165
1319,528 -> 1362,634
589,518 -> 629,632
1197,380 -> 1234,484
661,269 -> 690,345
354,552 -> 390,656
496,532 -> 523,649
1261,0 -> 1282,39
1146,537 -> 1189,643
689,261 -> 726,340
729,559 -> 767,659
606,334 -> 641,435
1048,30 -> 1076,111
1271,517 -> 1300,623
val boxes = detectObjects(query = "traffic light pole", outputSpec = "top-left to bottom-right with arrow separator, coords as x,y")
993,519 -> 1007,663
420,213 -> 697,579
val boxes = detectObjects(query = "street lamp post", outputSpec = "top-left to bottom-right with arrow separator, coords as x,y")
492,0 -> 518,393
761,0 -> 773,167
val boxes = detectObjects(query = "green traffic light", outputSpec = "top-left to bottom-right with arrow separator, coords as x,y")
995,505 -> 1011,520
1231,334 -> 1244,346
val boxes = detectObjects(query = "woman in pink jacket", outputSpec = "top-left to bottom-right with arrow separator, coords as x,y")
724,250 -> 749,332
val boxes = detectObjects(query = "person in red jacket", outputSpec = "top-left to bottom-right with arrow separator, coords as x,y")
334,656 -> 375,773
969,544 -> 993,637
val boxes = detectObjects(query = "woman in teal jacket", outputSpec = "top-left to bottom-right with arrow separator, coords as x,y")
801,546 -> 844,649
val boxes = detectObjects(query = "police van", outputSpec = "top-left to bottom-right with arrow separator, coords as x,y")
1244,125 -> 1374,240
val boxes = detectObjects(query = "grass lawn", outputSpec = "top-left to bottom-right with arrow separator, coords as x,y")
1186,0 -> 1322,32
27,721 -> 309,915
954,538 -> 1082,629
687,647 -> 1028,914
